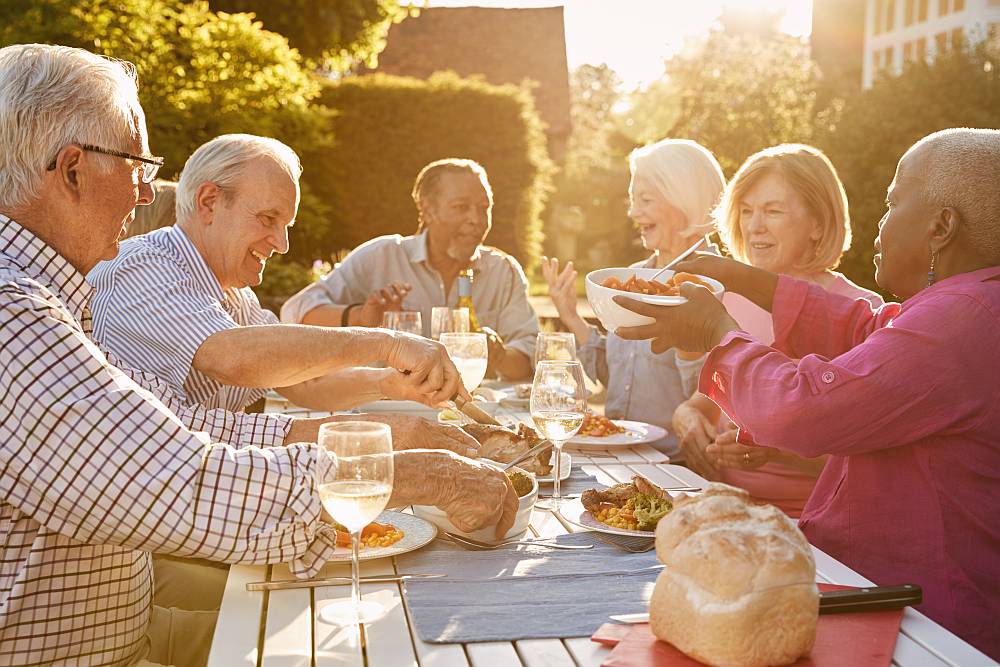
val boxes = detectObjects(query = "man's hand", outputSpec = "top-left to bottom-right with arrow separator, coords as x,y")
706,426 -> 780,470
384,331 -> 468,403
672,400 -> 719,479
354,282 -> 412,327
355,413 -> 481,458
614,283 -> 740,355
389,450 -> 518,539
377,368 -> 448,407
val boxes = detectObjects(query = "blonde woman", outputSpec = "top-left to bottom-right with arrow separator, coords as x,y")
672,144 -> 883,516
542,138 -> 726,456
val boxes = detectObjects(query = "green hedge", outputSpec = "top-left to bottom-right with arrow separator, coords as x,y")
289,71 -> 554,273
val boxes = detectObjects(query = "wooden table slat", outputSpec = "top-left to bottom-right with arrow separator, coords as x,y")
514,639 -> 578,667
466,642 -> 523,667
207,563 -> 265,667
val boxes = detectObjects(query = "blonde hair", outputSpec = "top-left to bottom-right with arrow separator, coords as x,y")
908,128 -> 1000,264
628,138 -> 726,237
412,158 -> 493,232
176,134 -> 301,222
719,144 -> 851,273
0,44 -> 143,208
126,179 -> 177,238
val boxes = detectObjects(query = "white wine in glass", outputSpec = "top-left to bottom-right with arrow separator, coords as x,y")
316,421 -> 394,626
530,360 -> 586,510
440,332 -> 488,393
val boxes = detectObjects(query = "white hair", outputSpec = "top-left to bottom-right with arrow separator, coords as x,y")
629,138 -> 726,237
908,128 -> 1000,264
175,134 -> 302,222
0,44 -> 143,209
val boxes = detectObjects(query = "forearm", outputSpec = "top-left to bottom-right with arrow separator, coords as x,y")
300,304 -> 346,327
193,325 -> 392,388
732,265 -> 780,312
496,348 -> 533,380
279,367 -> 389,411
560,312 -> 593,348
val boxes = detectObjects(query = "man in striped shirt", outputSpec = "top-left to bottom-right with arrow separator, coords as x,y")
0,44 -> 517,667
89,134 -> 456,413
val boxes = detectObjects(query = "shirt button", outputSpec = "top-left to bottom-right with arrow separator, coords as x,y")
624,384 -> 631,391
821,371 -> 836,384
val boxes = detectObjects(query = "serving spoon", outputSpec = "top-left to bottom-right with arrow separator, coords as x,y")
647,237 -> 711,283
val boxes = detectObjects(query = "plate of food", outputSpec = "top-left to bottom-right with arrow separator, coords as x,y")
460,422 -> 556,477
561,475 -> 675,537
497,383 -> 532,408
329,510 -> 437,562
567,415 -> 667,448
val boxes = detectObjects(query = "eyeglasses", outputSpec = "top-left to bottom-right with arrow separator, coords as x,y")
46,143 -> 165,184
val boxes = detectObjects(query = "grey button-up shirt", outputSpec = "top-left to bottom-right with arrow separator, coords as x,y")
280,232 -> 540,359
577,256 -> 696,457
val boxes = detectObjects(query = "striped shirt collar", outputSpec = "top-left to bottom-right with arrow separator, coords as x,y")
0,213 -> 94,325
159,224 -> 228,304
403,230 -> 483,266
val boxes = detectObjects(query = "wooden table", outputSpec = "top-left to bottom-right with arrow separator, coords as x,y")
208,403 -> 992,667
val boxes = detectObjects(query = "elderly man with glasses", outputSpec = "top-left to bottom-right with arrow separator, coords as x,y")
0,43 -> 516,667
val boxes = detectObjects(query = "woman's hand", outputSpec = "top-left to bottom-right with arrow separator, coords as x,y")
541,257 -> 581,321
614,283 -> 740,354
672,400 -> 719,479
706,426 -> 780,470
672,253 -> 779,312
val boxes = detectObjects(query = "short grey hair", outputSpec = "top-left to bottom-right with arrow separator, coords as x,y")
629,138 -> 726,238
0,44 -> 143,209
175,134 -> 302,222
908,128 -> 1000,264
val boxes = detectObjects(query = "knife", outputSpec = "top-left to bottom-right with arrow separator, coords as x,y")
608,584 -> 923,622
246,573 -> 445,592
501,438 -> 554,471
453,393 -> 503,426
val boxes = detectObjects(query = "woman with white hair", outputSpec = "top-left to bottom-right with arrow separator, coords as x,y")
671,144 -> 883,516
542,138 -> 725,456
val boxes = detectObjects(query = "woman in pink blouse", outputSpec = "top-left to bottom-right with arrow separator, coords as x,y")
615,128 -> 1000,659
672,144 -> 883,517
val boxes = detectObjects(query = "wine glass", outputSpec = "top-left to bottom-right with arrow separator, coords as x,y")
530,360 -> 586,510
430,307 -> 471,340
383,310 -> 423,337
534,331 -> 577,365
440,332 -> 488,393
316,421 -> 394,625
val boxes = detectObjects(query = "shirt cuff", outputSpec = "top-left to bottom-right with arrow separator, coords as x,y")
697,330 -> 757,398
238,412 -> 293,447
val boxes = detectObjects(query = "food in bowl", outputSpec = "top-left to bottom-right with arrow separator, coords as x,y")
585,267 -> 726,331
461,423 -> 553,476
578,413 -> 626,437
506,470 -> 534,497
582,475 -> 674,532
601,271 -> 710,296
332,521 -> 405,549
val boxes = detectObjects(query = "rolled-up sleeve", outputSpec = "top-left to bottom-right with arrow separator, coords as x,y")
493,256 -> 540,360
577,326 -> 609,386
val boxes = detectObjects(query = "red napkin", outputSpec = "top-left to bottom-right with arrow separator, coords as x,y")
595,584 -> 903,667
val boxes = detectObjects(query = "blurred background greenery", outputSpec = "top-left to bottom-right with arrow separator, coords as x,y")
3,0 -> 998,304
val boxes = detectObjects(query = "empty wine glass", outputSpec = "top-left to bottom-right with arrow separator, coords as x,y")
430,307 -> 471,340
439,332 -> 488,393
382,310 -> 423,336
530,360 -> 586,510
316,422 -> 394,626
534,331 -> 577,365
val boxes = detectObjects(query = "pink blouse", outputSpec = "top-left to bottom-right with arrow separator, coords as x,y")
717,275 -> 883,517
700,267 -> 1000,659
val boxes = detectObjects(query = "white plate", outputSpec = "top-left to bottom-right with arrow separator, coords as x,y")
559,498 -> 656,538
355,400 -> 440,419
329,510 -> 437,562
567,419 -> 668,448
535,451 -> 572,484
497,385 -> 531,408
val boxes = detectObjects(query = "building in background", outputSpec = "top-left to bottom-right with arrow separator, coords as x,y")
370,6 -> 571,162
812,0 -> 867,97
863,0 -> 1000,86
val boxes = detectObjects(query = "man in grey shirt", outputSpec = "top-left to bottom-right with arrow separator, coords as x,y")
280,158 -> 540,380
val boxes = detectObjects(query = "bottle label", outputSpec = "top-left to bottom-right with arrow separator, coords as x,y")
458,275 -> 472,298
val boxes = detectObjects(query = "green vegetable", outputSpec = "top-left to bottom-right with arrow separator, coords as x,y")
632,493 -> 673,531
506,470 -> 534,498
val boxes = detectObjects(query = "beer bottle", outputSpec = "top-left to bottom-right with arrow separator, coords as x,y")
457,268 -> 482,332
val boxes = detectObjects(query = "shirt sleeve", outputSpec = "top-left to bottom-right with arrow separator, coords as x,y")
491,256 -> 541,360
699,292 -> 996,457
93,250 -> 239,395
1,287 -> 336,578
577,326 -> 609,386
675,354 -> 707,398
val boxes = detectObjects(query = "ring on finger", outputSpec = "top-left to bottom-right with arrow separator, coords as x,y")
743,451 -> 751,465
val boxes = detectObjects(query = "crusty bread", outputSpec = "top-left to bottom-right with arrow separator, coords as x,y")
649,483 -> 819,667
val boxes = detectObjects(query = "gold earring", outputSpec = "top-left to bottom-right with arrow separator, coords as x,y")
926,250 -> 938,287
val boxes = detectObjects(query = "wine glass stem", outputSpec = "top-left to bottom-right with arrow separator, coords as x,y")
351,530 -> 361,621
551,440 -> 565,503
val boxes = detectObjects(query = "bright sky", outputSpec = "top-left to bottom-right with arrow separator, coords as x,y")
421,0 -> 813,91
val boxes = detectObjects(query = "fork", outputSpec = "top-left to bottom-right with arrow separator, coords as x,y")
591,532 -> 656,553
439,532 -> 594,551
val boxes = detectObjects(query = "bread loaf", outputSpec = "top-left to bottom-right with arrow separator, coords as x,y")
649,483 -> 818,667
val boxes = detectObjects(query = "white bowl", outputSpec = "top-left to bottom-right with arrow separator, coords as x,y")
411,461 -> 538,543
585,267 -> 725,331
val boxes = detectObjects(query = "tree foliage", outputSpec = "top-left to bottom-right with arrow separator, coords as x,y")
289,71 -> 554,274
207,0 -> 412,70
